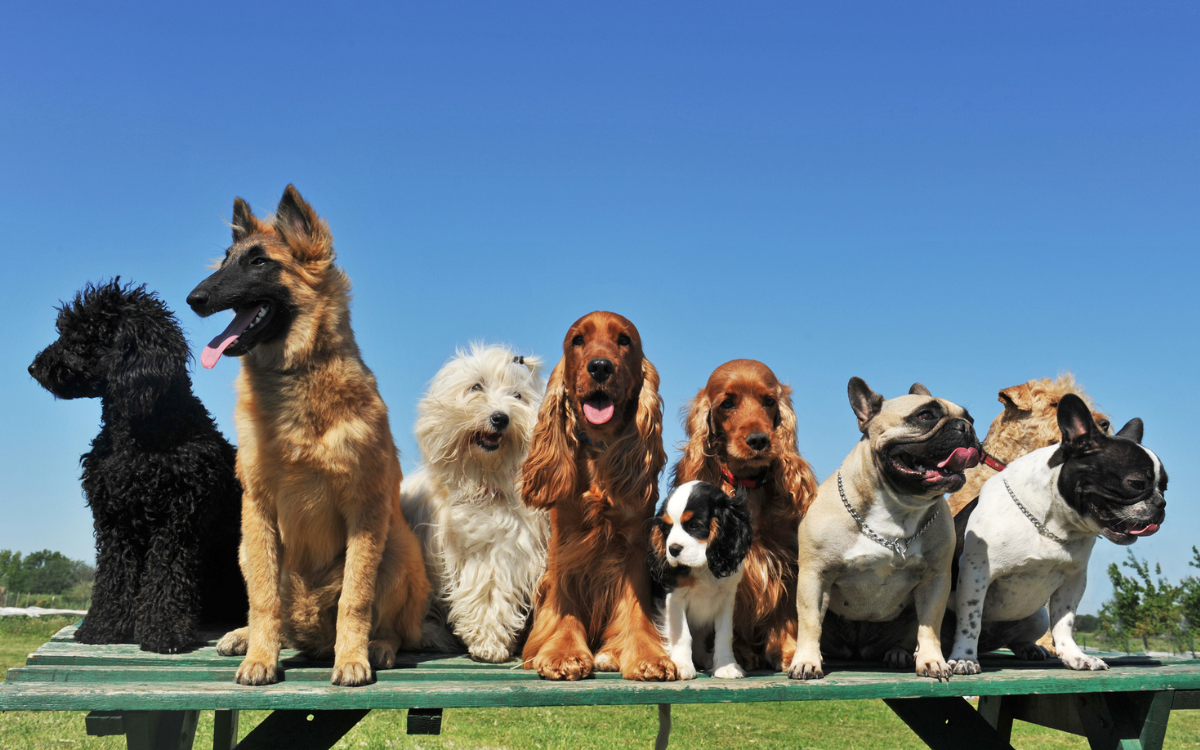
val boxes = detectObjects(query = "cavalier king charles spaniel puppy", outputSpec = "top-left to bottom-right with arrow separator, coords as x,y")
650,481 -> 753,679
401,344 -> 547,663
671,359 -> 818,672
521,311 -> 676,681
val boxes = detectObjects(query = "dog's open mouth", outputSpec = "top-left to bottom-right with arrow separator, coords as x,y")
582,393 -> 615,425
473,431 -> 503,452
201,303 -> 273,369
890,445 -> 980,483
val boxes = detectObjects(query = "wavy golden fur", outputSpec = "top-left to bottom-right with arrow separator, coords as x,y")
204,186 -> 430,687
521,311 -> 675,681
670,359 -> 818,670
948,373 -> 1111,514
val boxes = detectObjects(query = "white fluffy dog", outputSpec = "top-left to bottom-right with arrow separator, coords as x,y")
401,344 -> 547,663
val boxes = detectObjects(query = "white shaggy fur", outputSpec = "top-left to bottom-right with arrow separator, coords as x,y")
401,344 -> 548,663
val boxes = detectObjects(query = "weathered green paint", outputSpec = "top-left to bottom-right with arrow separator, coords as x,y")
212,710 -> 238,750
406,708 -> 443,735
884,697 -> 1016,750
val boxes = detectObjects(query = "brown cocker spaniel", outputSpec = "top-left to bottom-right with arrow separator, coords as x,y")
521,311 -> 676,681
671,359 -> 817,671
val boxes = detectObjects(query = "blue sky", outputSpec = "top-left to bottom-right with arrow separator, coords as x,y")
2,1 -> 1196,614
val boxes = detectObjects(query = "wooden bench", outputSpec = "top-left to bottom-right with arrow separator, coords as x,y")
3,623 -> 1200,750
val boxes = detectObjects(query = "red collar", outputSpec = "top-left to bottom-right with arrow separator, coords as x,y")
981,450 -> 1007,472
720,466 -> 766,490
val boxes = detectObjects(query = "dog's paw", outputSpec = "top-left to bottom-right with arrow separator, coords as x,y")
235,658 -> 279,686
331,658 -> 374,687
139,628 -> 196,655
949,658 -> 981,675
534,652 -> 594,681
672,656 -> 697,681
1061,652 -> 1108,671
593,650 -> 620,672
623,655 -> 678,682
468,641 -> 512,664
916,654 -> 951,682
883,647 -> 915,670
1011,642 -> 1051,661
216,628 -> 250,657
368,640 -> 397,669
711,662 -> 746,679
787,658 -> 824,681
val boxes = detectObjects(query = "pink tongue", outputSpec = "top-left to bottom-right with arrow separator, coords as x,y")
200,305 -> 264,370
937,447 -> 981,473
1130,524 -> 1160,536
583,401 -> 615,425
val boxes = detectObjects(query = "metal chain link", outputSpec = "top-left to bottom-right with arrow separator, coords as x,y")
1002,477 -> 1068,544
837,471 -> 939,560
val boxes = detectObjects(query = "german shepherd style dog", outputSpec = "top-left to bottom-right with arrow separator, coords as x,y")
187,185 -> 430,686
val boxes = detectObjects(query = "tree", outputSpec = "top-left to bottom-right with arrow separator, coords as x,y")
0,549 -> 94,597
1074,614 -> 1100,633
1178,547 -> 1200,656
1097,550 -> 1180,653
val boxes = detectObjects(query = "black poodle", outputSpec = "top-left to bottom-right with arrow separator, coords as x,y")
28,279 -> 247,653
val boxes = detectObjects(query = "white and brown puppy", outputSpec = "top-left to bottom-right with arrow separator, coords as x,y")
947,394 -> 1167,674
650,481 -> 754,679
401,344 -> 547,663
789,378 -> 979,682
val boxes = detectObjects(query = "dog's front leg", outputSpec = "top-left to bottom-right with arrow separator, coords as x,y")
133,519 -> 203,654
75,515 -> 142,644
912,564 -> 952,681
664,592 -> 696,680
605,556 -> 678,681
787,567 -> 830,680
236,491 -> 284,686
523,576 -> 595,680
947,538 -> 989,676
711,588 -> 745,679
1051,570 -> 1107,671
332,512 -> 389,686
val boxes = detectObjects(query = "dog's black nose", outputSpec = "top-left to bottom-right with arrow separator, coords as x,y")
587,358 -> 614,383
746,432 -> 770,451
186,289 -> 209,309
489,411 -> 509,431
668,544 -> 683,557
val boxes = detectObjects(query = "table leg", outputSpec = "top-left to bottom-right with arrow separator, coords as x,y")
213,710 -> 239,750
884,697 -> 1016,750
233,709 -> 370,750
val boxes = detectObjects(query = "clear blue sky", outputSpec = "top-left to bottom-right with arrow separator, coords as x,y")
2,2 -> 1196,614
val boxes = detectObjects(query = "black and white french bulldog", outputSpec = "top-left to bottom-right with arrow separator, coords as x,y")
788,378 -> 980,681
947,393 -> 1167,674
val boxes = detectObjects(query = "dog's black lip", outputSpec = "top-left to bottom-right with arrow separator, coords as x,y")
473,430 -> 503,452
222,301 -> 275,354
583,391 -> 614,407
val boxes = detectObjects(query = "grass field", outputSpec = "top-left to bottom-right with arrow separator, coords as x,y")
4,617 -> 1200,749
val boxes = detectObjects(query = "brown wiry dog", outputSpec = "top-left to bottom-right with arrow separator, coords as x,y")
671,360 -> 818,671
521,311 -> 676,681
187,186 -> 430,686
947,374 -> 1112,514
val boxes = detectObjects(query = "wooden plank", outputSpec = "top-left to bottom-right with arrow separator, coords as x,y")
884,697 -> 1016,750
406,708 -> 443,735
233,710 -> 369,750
121,711 -> 199,750
85,710 -> 125,736
213,710 -> 238,750
1174,690 -> 1200,710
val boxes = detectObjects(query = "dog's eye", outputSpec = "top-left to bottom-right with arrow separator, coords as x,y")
1098,419 -> 1111,432
917,410 -> 935,421
721,398 -> 736,410
617,334 -> 631,346
1126,476 -> 1148,492
572,335 -> 584,347
514,393 -> 523,400
470,383 -> 483,393
762,397 -> 776,408
250,257 -> 266,266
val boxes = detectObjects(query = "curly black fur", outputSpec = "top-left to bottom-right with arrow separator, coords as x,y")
28,279 -> 247,653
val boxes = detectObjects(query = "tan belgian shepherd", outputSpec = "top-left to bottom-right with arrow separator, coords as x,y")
187,185 -> 429,686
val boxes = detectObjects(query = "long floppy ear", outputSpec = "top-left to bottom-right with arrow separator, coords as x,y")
848,376 -> 884,433
773,383 -> 819,516
274,184 -> 334,263
106,298 -> 189,418
521,358 -> 577,509
1058,393 -> 1102,455
670,387 -> 721,488
707,491 -> 754,579
999,383 -> 1034,413
231,197 -> 263,243
632,358 -> 667,502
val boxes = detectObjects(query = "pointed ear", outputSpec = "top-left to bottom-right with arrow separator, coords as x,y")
231,198 -> 261,243
909,383 -> 931,397
672,388 -> 719,488
521,359 -> 577,509
999,383 -> 1034,413
274,184 -> 334,262
1058,393 -> 1101,451
848,377 -> 884,433
1117,418 -> 1144,444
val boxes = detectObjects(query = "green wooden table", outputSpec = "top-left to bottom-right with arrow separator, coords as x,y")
3,623 -> 1199,750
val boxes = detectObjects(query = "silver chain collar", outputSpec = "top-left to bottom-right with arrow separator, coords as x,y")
837,471 -> 939,560
1002,477 -> 1068,544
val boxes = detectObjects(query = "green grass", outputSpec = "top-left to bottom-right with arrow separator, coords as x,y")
4,617 -> 1200,748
